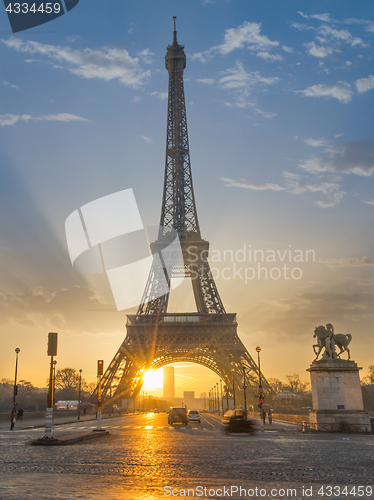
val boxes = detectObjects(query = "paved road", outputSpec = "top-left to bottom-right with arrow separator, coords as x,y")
0,412 -> 372,500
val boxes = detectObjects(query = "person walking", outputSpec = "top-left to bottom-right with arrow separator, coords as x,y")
261,409 -> 266,426
268,409 -> 272,424
10,409 -> 15,430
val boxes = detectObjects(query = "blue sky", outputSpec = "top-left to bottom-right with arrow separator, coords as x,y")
0,1 -> 373,392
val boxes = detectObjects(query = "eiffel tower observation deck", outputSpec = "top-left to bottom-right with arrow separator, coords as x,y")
100,19 -> 272,407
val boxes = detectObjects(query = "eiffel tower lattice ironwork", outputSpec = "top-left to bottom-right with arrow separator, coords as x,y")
100,20 -> 272,407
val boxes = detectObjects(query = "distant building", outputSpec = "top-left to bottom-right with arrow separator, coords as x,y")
163,366 -> 175,399
199,392 -> 207,399
183,391 -> 195,408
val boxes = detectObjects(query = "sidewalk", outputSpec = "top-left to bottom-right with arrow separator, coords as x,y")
0,412 -> 120,431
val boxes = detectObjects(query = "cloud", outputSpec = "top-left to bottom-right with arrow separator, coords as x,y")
297,82 -> 353,103
291,23 -> 315,31
356,75 -> 374,94
257,291 -> 374,336
255,108 -> 278,119
219,60 -> 279,90
0,286 -> 122,333
363,199 -> 374,205
191,21 -> 279,61
1,37 -> 150,88
298,12 -> 333,23
220,169 -> 346,208
304,42 -> 335,58
318,256 -> 374,268
150,91 -> 168,100
284,174 -> 346,207
220,177 -> 284,191
299,140 -> 374,176
304,138 -> 330,147
0,113 -> 88,127
317,25 -> 366,47
141,135 -> 153,143
3,81 -> 18,89
137,48 -> 154,64
256,51 -> 283,62
196,78 -> 215,85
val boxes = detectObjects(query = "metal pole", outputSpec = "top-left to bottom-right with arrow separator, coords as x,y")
241,361 -> 247,420
216,383 -> 219,415
231,369 -> 236,408
256,346 -> 264,431
44,354 -> 54,437
226,377 -> 229,413
96,373 -> 103,430
78,369 -> 82,420
143,391 -> 145,413
13,348 -> 20,409
220,380 -> 223,416
52,360 -> 57,405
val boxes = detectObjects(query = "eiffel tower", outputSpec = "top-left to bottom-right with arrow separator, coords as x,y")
100,19 -> 272,406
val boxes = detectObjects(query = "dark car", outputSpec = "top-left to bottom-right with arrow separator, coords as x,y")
168,407 -> 188,425
223,409 -> 257,434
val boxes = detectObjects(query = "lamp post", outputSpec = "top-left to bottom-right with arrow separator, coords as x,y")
216,382 -> 220,415
52,360 -> 57,405
241,360 -> 247,420
220,379 -> 223,415
256,346 -> 264,430
77,369 -> 82,420
226,376 -> 229,412
231,368 -> 236,409
13,348 -> 20,409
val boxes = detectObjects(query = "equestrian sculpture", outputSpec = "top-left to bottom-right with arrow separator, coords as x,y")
313,323 -> 352,361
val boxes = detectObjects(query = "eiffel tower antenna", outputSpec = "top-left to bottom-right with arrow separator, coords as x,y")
99,24 -> 273,409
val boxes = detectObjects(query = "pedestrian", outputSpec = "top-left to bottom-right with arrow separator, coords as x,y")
10,409 -> 15,431
83,407 -> 86,416
268,409 -> 272,424
261,409 -> 266,425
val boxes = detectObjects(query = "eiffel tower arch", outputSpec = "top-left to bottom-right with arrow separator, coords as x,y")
100,20 -> 272,407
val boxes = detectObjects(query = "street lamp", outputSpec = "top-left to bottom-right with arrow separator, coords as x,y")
256,346 -> 264,430
220,379 -> 223,416
216,382 -> 219,415
52,360 -> 57,407
13,348 -> 20,409
241,360 -> 247,420
77,369 -> 82,420
225,376 -> 229,413
231,368 -> 236,408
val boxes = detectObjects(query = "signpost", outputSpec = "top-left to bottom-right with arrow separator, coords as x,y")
45,332 -> 58,438
95,360 -> 104,431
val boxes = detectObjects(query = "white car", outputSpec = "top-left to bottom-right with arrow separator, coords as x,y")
187,410 -> 201,423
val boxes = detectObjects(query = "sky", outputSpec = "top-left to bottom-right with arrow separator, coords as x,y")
0,0 -> 373,397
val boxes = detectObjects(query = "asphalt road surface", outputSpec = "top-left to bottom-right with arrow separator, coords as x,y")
0,412 -> 372,500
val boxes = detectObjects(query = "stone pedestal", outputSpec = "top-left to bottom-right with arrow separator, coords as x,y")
307,359 -> 371,433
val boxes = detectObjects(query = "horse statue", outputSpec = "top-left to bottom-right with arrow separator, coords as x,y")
313,324 -> 352,361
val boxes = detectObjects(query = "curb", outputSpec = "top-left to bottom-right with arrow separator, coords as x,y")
31,429 -> 109,446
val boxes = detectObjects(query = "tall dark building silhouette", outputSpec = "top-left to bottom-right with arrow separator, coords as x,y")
100,19 -> 271,406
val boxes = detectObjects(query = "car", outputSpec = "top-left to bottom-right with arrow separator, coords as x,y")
187,410 -> 201,423
153,409 -> 159,413
168,407 -> 188,425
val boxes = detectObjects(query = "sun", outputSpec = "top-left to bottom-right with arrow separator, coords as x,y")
142,368 -> 163,391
